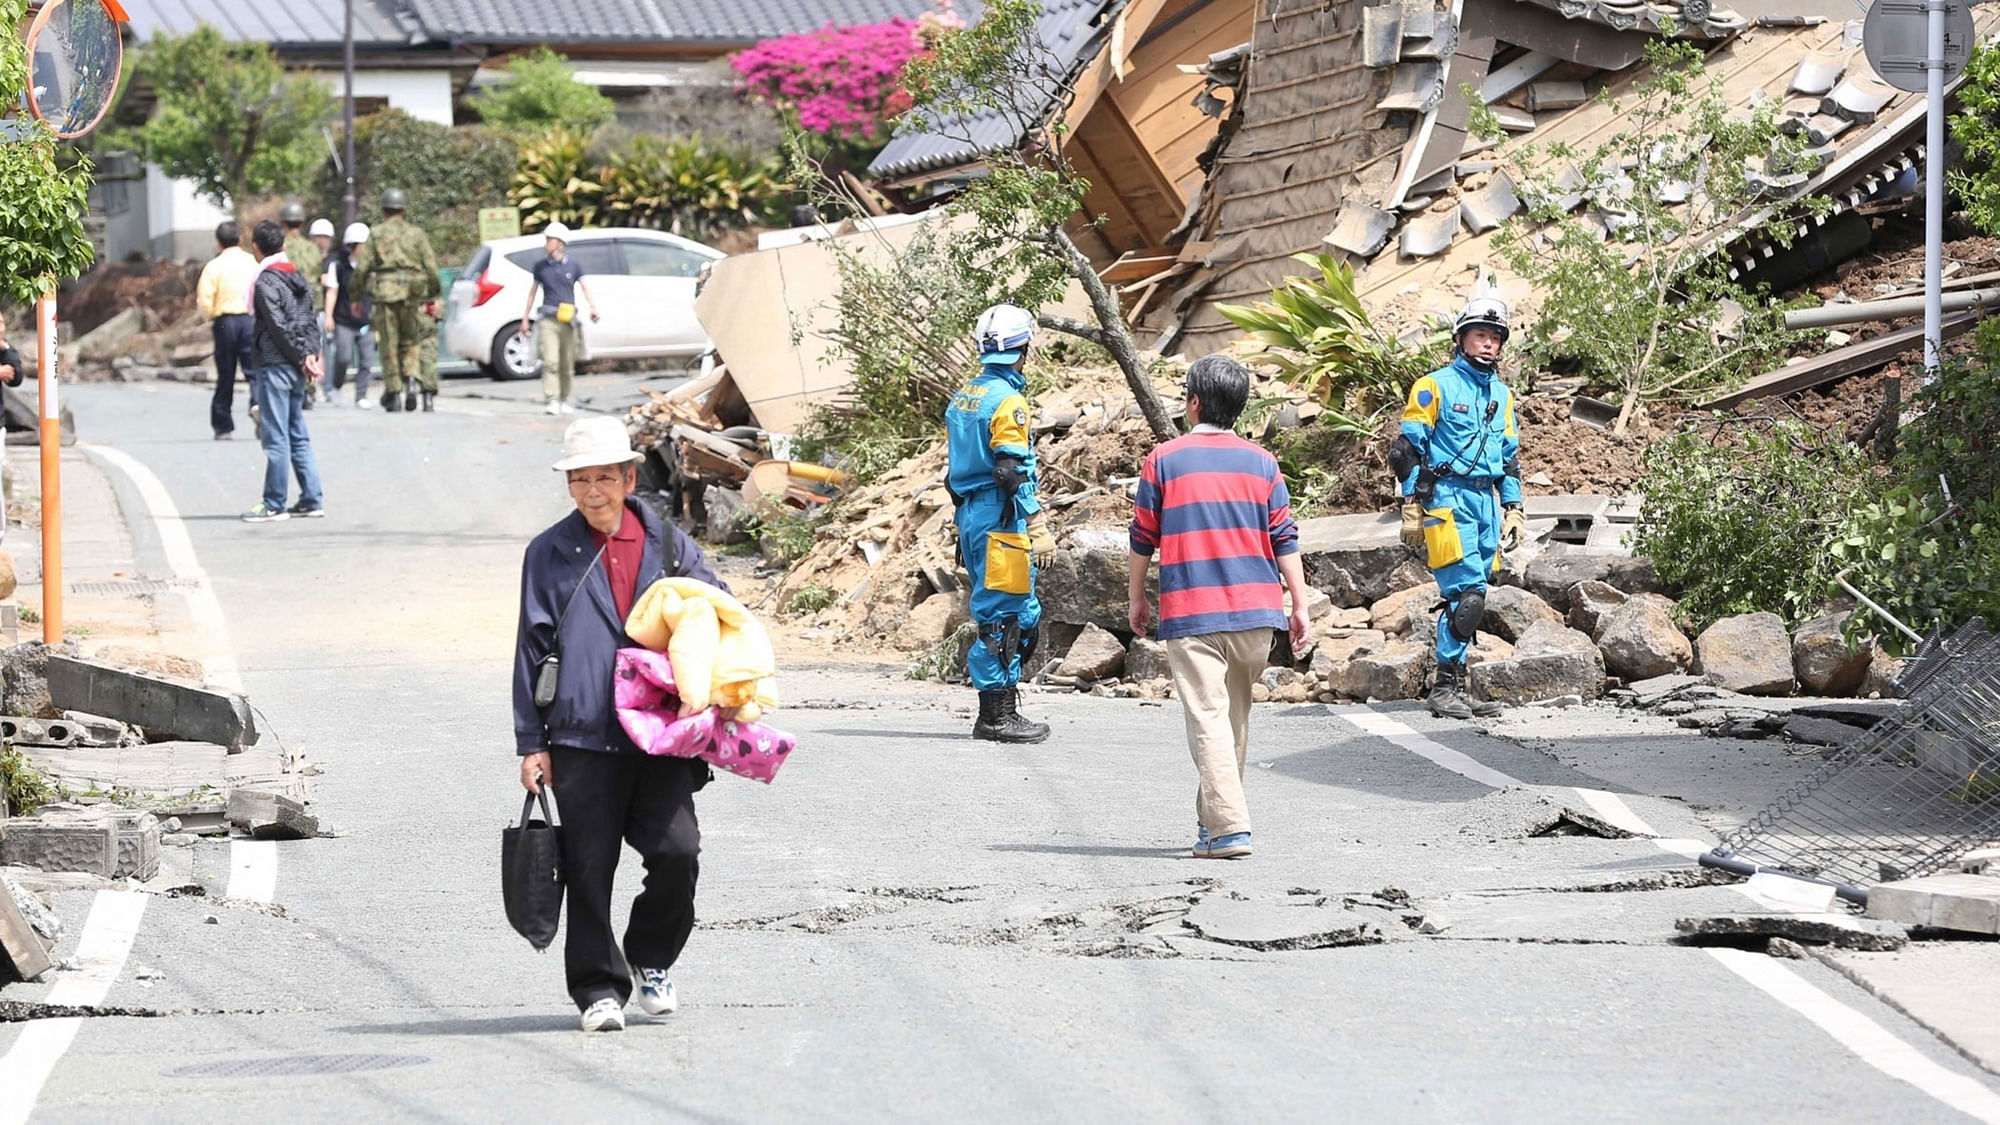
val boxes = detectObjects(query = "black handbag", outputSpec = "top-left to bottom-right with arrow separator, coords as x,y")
501,786 -> 565,951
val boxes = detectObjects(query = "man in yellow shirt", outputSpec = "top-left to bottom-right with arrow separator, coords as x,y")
196,221 -> 260,440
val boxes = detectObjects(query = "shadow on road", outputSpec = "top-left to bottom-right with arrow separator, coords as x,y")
988,843 -> 1186,858
331,1013 -> 581,1037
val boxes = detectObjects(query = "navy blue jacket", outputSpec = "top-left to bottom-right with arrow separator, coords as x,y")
513,497 -> 725,756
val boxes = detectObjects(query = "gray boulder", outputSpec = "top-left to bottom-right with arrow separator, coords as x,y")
892,593 -> 968,652
1696,612 -> 1796,696
1369,584 -> 1434,636
1792,611 -> 1873,697
1041,536 -> 1156,632
1126,636 -> 1168,683
0,641 -> 80,719
1862,647 -> 1905,699
1597,599 -> 1692,681
1512,620 -> 1600,659
1332,643 -> 1430,701
1058,624 -> 1128,680
702,485 -> 751,544
1470,651 -> 1606,705
1483,585 -> 1565,643
1522,553 -> 1660,606
1568,580 -> 1627,640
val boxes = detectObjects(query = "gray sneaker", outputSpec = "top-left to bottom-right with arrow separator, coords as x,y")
241,503 -> 289,523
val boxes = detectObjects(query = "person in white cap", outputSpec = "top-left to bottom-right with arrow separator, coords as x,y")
519,221 -> 601,415
322,222 -> 376,408
513,415 -> 725,1033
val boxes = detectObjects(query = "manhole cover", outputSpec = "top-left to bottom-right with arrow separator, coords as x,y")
66,578 -> 194,598
164,1053 -> 430,1079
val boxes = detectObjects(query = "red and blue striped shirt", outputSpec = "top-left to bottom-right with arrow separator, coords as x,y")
1129,429 -> 1299,640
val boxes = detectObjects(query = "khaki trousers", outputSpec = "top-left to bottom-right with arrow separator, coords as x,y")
539,318 -> 579,402
1164,629 -> 1272,837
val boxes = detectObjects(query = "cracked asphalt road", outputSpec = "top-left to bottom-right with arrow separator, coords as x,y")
3,381 -> 1997,1122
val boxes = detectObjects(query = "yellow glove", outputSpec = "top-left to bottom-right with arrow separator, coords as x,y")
1400,501 -> 1425,553
1500,505 -> 1526,552
1027,512 -> 1057,567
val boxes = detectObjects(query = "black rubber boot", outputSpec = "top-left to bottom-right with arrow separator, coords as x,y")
1428,662 -> 1475,721
972,689 -> 1051,744
404,389 -> 419,412
383,389 -> 403,413
421,391 -> 436,413
1007,688 -> 1052,740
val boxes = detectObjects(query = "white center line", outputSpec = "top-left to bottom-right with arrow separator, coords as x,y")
1711,948 -> 2000,1124
226,840 -> 279,904
0,891 -> 148,1125
1334,703 -> 2000,1117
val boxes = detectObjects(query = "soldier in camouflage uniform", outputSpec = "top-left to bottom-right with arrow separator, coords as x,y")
280,203 -> 328,406
350,188 -> 440,413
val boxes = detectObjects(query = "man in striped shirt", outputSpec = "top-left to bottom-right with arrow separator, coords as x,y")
1128,355 -> 1312,859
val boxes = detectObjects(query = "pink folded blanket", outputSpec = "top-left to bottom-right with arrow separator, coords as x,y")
614,648 -> 796,783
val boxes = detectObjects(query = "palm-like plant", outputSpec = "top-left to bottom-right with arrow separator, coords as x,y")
509,128 -> 602,229
1218,252 -> 1443,423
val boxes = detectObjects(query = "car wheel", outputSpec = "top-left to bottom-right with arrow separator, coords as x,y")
491,326 -> 537,381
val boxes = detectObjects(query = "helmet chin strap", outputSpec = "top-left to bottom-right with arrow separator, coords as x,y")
1462,351 -> 1497,372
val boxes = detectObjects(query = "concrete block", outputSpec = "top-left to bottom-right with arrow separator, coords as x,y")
45,654 -> 257,750
1866,873 -> 2000,934
111,811 -> 160,881
226,789 -> 318,841
0,817 -> 118,877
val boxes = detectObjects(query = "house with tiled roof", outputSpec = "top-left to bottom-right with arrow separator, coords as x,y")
107,0 -> 943,259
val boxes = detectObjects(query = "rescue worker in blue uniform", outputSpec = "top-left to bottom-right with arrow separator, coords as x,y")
1391,297 -> 1529,720
946,304 -> 1059,743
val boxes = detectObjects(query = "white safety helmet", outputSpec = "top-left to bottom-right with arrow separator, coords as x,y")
342,222 -> 370,246
974,303 -> 1035,363
544,221 -> 572,244
1453,296 -> 1511,344
308,218 -> 336,239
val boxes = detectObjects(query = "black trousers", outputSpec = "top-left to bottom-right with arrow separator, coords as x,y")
550,747 -> 702,1011
210,314 -> 254,436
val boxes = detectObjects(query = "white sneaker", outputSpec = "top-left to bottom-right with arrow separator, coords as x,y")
356,395 -> 374,409
633,967 -> 678,1015
580,997 -> 625,1032
544,399 -> 562,415
559,400 -> 577,415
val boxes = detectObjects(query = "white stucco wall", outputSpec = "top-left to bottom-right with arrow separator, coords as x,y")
320,68 -> 455,126
133,68 -> 458,261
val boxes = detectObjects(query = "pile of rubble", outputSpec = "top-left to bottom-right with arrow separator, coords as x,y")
993,526 -> 1906,712
0,642 -> 319,983
55,259 -> 216,384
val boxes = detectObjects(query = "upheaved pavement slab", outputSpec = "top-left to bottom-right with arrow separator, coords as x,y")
1183,897 -> 1385,950
1826,943 -> 2000,1075
1866,872 -> 2000,934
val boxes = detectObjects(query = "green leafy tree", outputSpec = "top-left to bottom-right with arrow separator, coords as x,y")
897,0 -> 1175,439
1475,42 -> 1815,436
1634,422 -> 1874,632
311,109 -> 517,264
1950,42 -> 2000,234
117,27 -> 333,225
0,0 -> 97,304
469,48 -> 616,136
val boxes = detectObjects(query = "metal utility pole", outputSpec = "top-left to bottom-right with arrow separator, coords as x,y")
1923,0 -> 1945,385
342,0 -> 357,226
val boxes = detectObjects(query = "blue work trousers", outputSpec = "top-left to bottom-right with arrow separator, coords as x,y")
252,365 -> 325,513
954,489 -> 1041,690
1421,476 -> 1501,665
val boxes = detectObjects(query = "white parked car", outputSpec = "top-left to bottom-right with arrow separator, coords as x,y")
446,227 -> 724,380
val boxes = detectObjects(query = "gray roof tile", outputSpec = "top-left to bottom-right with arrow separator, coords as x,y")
868,0 -> 1115,179
121,0 -> 409,45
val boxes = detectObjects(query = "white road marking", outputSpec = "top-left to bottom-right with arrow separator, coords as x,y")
226,840 -> 278,904
1331,705 -> 1519,789
1338,704 -> 2000,1116
1710,948 -> 2000,1124
0,891 -> 148,1125
82,443 -> 241,692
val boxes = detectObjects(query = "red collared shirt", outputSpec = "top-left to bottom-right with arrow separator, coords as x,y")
588,507 -> 644,621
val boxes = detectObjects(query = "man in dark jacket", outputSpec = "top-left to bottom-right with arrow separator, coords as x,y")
244,220 -> 326,523
513,416 -> 724,1033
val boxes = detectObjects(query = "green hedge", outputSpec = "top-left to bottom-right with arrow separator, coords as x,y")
311,109 -> 518,266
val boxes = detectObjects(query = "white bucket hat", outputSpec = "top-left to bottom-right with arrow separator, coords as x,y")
544,221 -> 571,243
553,416 -> 644,472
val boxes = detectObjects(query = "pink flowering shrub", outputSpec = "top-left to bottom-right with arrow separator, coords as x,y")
733,3 -> 961,143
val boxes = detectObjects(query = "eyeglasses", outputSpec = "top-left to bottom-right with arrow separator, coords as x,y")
566,471 -> 627,491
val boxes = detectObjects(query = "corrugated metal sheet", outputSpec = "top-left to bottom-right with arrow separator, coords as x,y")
868,0 -> 1120,179
120,0 -> 408,45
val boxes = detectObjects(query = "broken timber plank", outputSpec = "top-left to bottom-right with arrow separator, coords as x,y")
1698,313 -> 1980,411
0,879 -> 52,983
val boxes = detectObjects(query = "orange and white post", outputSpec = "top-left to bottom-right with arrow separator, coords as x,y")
36,294 -> 60,644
